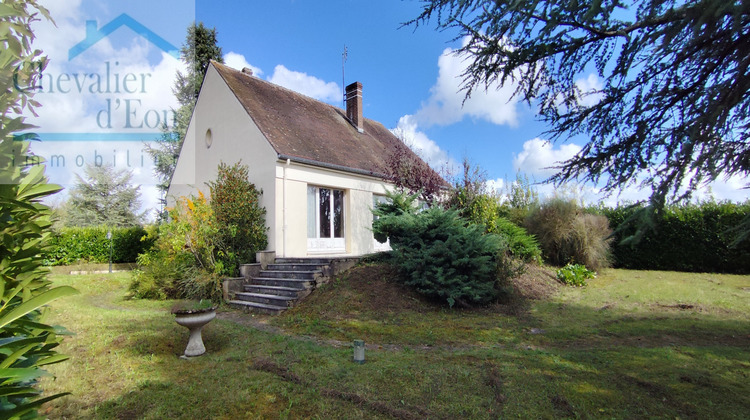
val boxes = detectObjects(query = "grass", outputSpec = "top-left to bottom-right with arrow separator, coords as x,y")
40,265 -> 750,419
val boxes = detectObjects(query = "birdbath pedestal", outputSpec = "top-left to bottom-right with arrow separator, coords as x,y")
172,306 -> 216,358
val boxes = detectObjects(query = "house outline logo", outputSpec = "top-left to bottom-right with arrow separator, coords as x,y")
68,13 -> 179,61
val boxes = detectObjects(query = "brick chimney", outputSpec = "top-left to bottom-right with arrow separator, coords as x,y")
345,81 -> 363,133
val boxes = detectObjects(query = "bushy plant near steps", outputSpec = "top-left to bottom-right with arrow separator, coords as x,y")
130,162 -> 268,302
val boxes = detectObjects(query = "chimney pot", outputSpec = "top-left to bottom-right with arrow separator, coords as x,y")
241,67 -> 254,76
345,81 -> 363,133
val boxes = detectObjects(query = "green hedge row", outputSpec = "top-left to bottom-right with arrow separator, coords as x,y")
43,226 -> 156,266
601,202 -> 750,274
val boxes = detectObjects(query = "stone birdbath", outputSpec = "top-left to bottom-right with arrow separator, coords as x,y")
172,300 -> 217,358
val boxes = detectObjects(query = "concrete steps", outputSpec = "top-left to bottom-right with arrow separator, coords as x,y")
228,258 -> 332,314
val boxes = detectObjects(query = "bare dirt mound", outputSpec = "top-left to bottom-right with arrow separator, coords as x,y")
511,264 -> 560,300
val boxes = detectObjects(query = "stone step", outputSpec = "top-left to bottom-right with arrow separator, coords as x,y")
243,284 -> 311,298
267,263 -> 326,272
235,292 -> 297,307
258,270 -> 319,280
250,277 -> 315,289
275,258 -> 333,265
227,300 -> 287,315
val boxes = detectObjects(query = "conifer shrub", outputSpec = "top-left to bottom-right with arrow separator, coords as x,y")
373,206 -> 510,307
371,189 -> 420,243
525,198 -> 612,270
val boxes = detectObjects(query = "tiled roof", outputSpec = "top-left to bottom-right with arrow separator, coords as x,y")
212,61 -> 430,179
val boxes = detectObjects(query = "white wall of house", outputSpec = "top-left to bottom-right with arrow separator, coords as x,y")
169,65 -> 395,260
275,161 -> 391,258
167,66 -> 278,253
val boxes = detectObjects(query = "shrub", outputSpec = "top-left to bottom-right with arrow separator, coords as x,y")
373,206 -> 510,307
440,163 -> 541,264
444,158 -> 502,231
129,192 -> 223,301
372,189 -> 420,243
556,263 -> 595,286
1,2 -> 78,415
525,198 -> 612,270
207,161 -> 268,274
128,248 -> 193,299
500,172 -> 540,225
385,141 -> 445,203
494,217 -> 542,263
130,162 -> 270,302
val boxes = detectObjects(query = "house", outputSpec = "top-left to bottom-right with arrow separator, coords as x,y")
168,61 -> 439,259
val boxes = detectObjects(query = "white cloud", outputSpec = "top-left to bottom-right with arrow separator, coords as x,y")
513,138 -> 581,178
224,52 -> 263,76
415,38 -> 521,127
268,65 -> 340,103
575,73 -> 604,107
697,175 -> 750,203
485,178 -> 505,196
391,115 -> 458,173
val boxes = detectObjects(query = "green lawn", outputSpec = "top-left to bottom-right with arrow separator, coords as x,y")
41,266 -> 750,419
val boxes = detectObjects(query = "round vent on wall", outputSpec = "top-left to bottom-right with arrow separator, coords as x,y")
205,128 -> 213,148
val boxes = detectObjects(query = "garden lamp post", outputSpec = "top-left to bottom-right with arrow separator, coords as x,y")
106,230 -> 112,273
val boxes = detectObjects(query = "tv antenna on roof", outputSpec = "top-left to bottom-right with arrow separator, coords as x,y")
342,44 -> 348,108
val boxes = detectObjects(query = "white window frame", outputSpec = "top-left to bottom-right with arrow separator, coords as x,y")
307,186 -> 346,254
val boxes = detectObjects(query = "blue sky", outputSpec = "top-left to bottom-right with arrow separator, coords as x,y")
200,0 -> 747,204
192,1 -> 603,195
26,0 -> 748,216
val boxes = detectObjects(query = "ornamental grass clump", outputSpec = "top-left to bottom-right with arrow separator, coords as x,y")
525,198 -> 612,271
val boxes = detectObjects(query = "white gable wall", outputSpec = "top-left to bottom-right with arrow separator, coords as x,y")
168,66 -> 278,254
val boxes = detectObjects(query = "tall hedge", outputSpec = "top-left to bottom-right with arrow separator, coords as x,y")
43,226 -> 155,266
602,202 -> 750,273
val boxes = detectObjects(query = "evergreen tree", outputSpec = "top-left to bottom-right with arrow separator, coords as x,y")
411,0 -> 750,210
145,22 -> 223,215
61,164 -> 144,227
